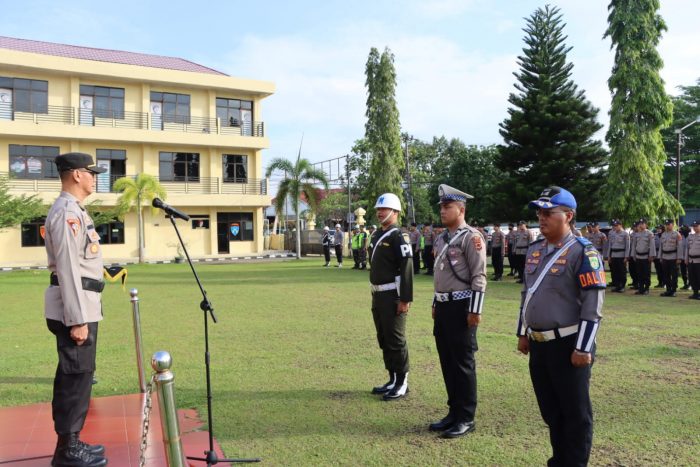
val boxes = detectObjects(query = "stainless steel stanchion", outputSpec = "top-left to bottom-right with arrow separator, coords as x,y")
130,288 -> 147,393
152,351 -> 186,467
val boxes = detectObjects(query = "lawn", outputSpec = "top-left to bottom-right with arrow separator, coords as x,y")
1,259 -> 698,466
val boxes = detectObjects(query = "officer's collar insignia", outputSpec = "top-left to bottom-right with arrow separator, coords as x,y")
532,251 -> 540,257
550,267 -> 559,273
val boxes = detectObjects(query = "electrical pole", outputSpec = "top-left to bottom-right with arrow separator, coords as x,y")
402,134 -> 416,224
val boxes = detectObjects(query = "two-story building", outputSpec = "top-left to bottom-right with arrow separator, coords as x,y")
0,36 -> 274,267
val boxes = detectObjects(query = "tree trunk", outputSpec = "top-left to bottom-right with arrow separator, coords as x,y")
295,215 -> 302,260
137,193 -> 144,263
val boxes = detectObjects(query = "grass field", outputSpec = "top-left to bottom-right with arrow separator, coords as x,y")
1,259 -> 699,466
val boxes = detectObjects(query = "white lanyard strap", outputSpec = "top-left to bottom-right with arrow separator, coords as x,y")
521,237 -> 578,325
435,229 -> 469,265
371,228 -> 398,263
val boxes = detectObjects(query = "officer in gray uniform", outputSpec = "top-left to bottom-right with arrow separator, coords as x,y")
632,218 -> 656,295
653,225 -> 664,288
659,219 -> 684,297
604,219 -> 629,292
679,225 -> 691,290
333,224 -> 344,267
516,186 -> 605,467
490,223 -> 506,281
586,222 -> 606,255
686,221 -> 700,299
368,193 -> 413,401
428,185 -> 487,439
44,153 -> 108,467
514,221 -> 533,283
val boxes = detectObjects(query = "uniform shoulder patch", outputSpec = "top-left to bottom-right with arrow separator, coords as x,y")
472,235 -> 482,251
578,244 -> 606,289
66,218 -> 81,237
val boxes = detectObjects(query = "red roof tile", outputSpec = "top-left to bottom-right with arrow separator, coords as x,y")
0,36 -> 227,76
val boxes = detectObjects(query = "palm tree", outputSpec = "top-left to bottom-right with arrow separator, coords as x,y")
113,174 -> 166,263
266,155 -> 329,259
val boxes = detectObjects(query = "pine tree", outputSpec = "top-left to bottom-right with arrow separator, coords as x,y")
364,47 -> 405,221
603,0 -> 681,224
496,5 -> 607,221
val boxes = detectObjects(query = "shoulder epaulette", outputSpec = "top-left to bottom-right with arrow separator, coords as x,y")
576,236 -> 593,247
531,237 -> 546,245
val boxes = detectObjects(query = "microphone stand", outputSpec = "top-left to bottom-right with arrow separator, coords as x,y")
167,215 -> 260,465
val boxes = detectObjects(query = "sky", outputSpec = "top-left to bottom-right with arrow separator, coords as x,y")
4,0 -> 700,179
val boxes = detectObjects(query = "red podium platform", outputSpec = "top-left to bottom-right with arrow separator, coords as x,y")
0,394 -> 228,466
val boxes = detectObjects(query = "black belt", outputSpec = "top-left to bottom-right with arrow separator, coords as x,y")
50,273 -> 105,293
611,248 -> 626,252
636,251 -> 649,255
662,249 -> 677,253
689,254 -> 700,259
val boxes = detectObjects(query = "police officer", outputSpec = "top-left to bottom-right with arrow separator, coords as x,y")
321,226 -> 332,267
506,223 -> 516,276
586,222 -> 606,255
333,224 -> 344,268
351,225 -> 361,269
516,186 -> 605,467
409,222 -> 421,274
428,185 -> 486,438
679,225 -> 691,290
654,225 -> 665,288
632,218 -> 656,295
628,221 -> 640,290
490,223 -> 506,281
422,223 -> 435,275
368,193 -> 414,400
605,219 -> 629,292
685,221 -> 700,299
660,219 -> 683,297
45,153 -> 108,467
514,220 -> 533,283
358,224 -> 369,270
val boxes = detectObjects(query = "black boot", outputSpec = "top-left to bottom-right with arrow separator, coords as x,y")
52,434 -> 107,467
73,433 -> 105,456
428,413 -> 456,431
371,372 -> 395,394
383,372 -> 409,401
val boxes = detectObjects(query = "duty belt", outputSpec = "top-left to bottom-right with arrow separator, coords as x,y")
689,254 -> 700,259
611,248 -> 626,252
434,290 -> 472,302
370,282 -> 397,293
662,249 -> 677,253
527,324 -> 578,342
50,273 -> 105,293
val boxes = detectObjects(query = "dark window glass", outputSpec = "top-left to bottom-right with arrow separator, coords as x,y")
0,77 -> 48,113
151,92 -> 191,124
158,152 -> 199,182
217,212 -> 254,242
81,85 -> 125,119
191,216 -> 210,229
21,218 -> 46,247
96,149 -> 126,191
95,220 -> 125,244
222,155 -> 248,182
216,97 -> 252,126
9,144 -> 60,179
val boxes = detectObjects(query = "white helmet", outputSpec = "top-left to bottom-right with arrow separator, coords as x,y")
374,193 -> 402,211
323,226 -> 329,231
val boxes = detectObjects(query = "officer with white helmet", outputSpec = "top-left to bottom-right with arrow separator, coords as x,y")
333,224 -> 344,267
368,193 -> 414,400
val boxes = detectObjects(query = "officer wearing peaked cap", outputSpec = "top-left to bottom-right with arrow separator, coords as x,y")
45,153 -> 108,466
605,219 -> 629,292
686,220 -> 700,299
428,184 -> 486,438
517,186 -> 605,466
632,218 -> 656,295
660,218 -> 683,297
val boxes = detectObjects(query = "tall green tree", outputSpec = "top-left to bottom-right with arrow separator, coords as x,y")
266,155 -> 329,259
661,79 -> 700,208
112,174 -> 166,263
364,47 -> 405,222
603,0 -> 681,224
0,176 -> 45,230
497,5 -> 607,221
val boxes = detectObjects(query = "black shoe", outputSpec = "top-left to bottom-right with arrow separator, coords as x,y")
681,284 -> 690,290
371,372 -> 395,394
634,290 -> 644,295
642,290 -> 649,295
661,291 -> 676,297
440,421 -> 476,438
613,287 -> 624,293
631,284 -> 638,289
383,372 -> 408,401
429,414 -> 456,432
689,293 -> 700,300
655,284 -> 665,288
52,434 -> 107,467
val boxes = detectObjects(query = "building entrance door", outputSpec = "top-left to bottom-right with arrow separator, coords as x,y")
217,221 -> 229,254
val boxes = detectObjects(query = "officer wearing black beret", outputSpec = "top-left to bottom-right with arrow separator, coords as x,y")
45,153 -> 108,466
517,186 -> 605,466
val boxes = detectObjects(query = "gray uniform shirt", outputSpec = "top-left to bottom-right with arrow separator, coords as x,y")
632,229 -> 656,259
514,229 -> 533,255
44,192 -> 104,326
491,230 -> 506,256
660,230 -> 683,260
333,229 -> 344,246
519,233 -> 604,331
587,231 -> 607,253
605,229 -> 629,259
685,234 -> 700,263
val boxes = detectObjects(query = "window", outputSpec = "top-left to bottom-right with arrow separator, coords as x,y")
159,152 -> 199,182
218,212 -> 254,242
9,144 -> 60,179
95,149 -> 126,191
0,77 -> 48,113
21,218 -> 46,247
80,85 -> 125,119
217,98 -> 253,135
151,91 -> 190,123
222,155 -> 247,182
95,220 -> 125,244
191,215 -> 210,229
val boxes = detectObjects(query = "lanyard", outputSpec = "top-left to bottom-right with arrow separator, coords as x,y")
435,228 -> 468,265
370,228 -> 398,263
520,237 -> 577,325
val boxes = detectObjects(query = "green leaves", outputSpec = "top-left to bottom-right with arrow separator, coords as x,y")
0,176 -> 46,230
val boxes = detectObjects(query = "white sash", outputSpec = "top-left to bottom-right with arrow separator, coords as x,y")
370,228 -> 398,264
434,228 -> 469,265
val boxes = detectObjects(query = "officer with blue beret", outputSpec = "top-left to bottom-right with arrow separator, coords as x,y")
516,186 -> 605,466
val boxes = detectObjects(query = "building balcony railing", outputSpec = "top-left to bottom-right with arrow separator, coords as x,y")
1,104 -> 265,137
1,172 -> 268,196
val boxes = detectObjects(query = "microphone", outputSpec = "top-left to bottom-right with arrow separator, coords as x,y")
152,198 -> 190,221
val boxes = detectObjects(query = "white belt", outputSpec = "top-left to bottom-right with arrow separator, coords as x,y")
371,283 -> 397,293
434,290 -> 472,302
527,324 -> 578,342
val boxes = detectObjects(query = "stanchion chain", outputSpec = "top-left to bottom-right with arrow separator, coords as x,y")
139,373 -> 157,467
